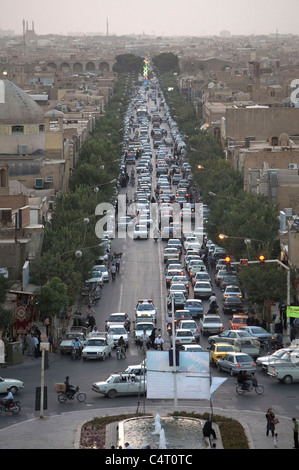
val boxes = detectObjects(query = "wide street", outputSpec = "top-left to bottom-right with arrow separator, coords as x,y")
0,81 -> 298,435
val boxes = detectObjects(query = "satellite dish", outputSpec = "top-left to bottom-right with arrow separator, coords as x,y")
208,82 -> 215,89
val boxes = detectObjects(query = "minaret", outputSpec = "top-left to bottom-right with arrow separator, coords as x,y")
106,18 -> 108,37
23,19 -> 26,46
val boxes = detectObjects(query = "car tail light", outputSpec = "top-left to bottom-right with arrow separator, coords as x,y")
235,363 -> 241,368
192,339 -> 196,343
253,362 -> 256,367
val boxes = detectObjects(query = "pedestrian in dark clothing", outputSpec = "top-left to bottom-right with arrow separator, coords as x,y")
292,418 -> 299,448
266,408 -> 276,437
290,323 -> 296,342
150,328 -> 157,348
203,420 -> 216,440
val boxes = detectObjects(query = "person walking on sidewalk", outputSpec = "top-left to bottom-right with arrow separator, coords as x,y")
292,418 -> 299,448
266,408 -> 276,437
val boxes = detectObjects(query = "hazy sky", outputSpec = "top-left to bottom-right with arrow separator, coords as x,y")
1,0 -> 299,37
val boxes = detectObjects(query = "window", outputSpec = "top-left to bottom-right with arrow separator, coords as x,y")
12,125 -> 24,135
39,124 -> 45,133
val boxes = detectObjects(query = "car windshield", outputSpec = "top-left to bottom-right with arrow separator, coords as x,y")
86,339 -> 106,346
108,316 -> 125,322
137,304 -> 154,311
136,324 -> 154,330
109,328 -> 126,334
217,346 -> 234,352
250,327 -> 267,334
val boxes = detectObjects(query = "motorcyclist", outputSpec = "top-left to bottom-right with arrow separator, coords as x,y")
140,330 -> 150,350
117,336 -> 126,358
64,376 -> 76,398
1,388 -> 13,409
237,370 -> 254,391
154,334 -> 164,350
71,337 -> 81,356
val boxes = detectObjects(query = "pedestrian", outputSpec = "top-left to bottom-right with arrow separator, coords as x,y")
266,408 -> 276,437
203,420 -> 216,440
150,328 -> 157,348
292,418 -> 299,448
44,317 -> 50,336
274,433 -> 278,448
290,322 -> 296,342
124,442 -> 133,449
116,257 -> 121,273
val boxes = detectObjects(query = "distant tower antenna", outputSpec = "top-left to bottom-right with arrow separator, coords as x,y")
106,18 -> 109,37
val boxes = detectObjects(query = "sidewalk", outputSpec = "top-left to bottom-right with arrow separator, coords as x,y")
0,404 -> 294,450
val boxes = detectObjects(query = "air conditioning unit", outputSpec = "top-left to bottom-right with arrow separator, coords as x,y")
289,163 -> 298,170
34,178 -> 44,189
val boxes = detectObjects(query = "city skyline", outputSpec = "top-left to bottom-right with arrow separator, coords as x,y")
1,0 -> 299,38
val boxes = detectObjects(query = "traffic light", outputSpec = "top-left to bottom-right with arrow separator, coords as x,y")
259,255 -> 265,268
225,256 -> 231,270
240,259 -> 248,266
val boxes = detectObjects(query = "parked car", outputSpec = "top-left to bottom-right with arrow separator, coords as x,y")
217,352 -> 257,376
199,315 -> 224,336
209,343 -> 238,366
92,374 -> 146,397
92,265 -> 109,282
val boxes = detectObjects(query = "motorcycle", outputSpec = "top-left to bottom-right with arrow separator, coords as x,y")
57,386 -> 86,403
235,381 -> 264,395
116,346 -> 126,359
71,347 -> 81,360
208,302 -> 219,315
0,400 -> 21,415
111,271 -> 116,281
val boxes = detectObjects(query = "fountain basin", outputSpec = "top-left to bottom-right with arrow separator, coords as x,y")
118,415 -> 206,449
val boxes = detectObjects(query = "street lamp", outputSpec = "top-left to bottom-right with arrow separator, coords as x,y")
218,234 -> 265,244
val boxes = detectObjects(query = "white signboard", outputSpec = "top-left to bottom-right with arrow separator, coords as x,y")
146,351 -> 211,400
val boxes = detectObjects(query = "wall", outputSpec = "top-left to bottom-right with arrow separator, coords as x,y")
225,108 -> 299,141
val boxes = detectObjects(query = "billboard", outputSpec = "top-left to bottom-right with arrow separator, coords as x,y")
146,351 -> 211,400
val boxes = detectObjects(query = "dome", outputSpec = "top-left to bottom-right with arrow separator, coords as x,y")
0,79 -> 45,125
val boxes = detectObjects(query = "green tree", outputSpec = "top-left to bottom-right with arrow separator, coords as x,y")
35,277 -> 70,323
0,276 -> 13,331
152,53 -> 180,75
112,54 -> 143,74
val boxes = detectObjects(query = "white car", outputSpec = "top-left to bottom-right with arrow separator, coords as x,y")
133,224 -> 148,239
92,265 -> 109,282
0,377 -> 24,395
223,285 -> 243,300
92,374 -> 146,398
135,299 -> 157,323
82,333 -> 114,361
199,315 -> 224,336
178,319 -> 200,341
107,324 -> 129,348
134,321 -> 155,344
174,329 -> 196,348
194,281 -> 212,299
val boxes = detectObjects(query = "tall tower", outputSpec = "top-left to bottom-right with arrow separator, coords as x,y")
22,19 -> 26,46
106,18 -> 109,37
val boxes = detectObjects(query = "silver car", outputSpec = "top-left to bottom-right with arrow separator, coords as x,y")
217,352 -> 257,376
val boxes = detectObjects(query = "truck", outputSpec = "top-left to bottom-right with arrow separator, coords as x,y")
81,332 -> 114,361
267,350 -> 299,384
